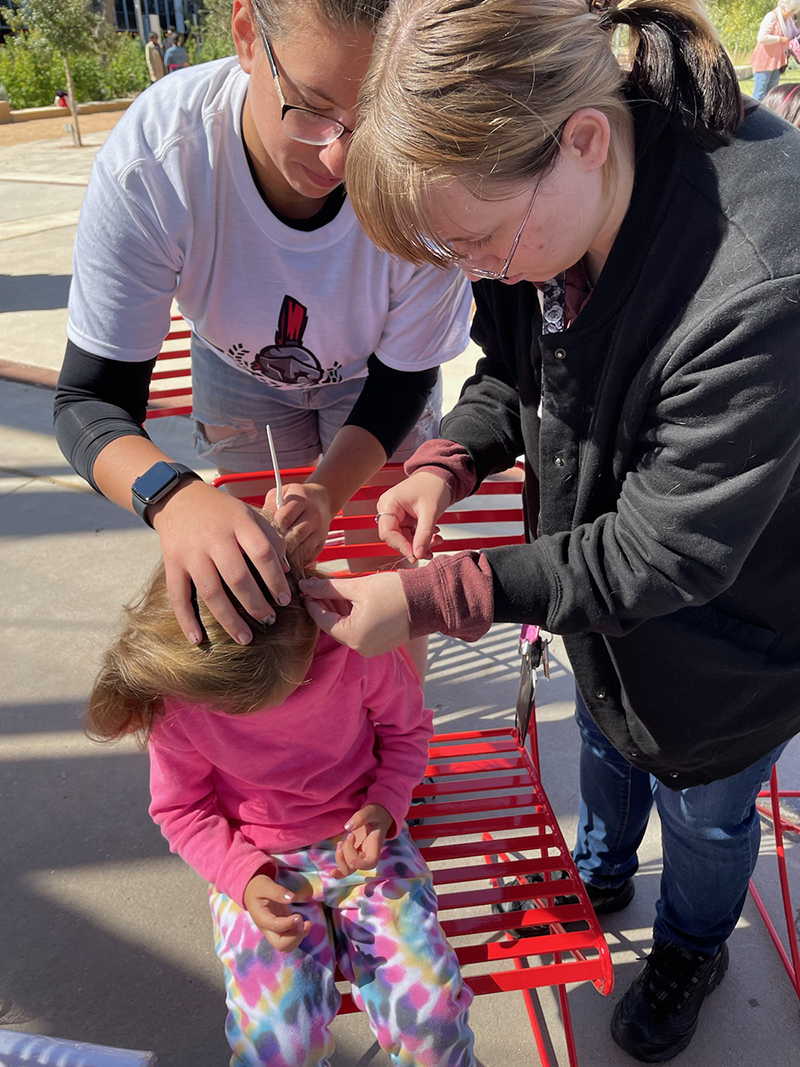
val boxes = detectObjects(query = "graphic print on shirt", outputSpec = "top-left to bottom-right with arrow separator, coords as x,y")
227,295 -> 342,387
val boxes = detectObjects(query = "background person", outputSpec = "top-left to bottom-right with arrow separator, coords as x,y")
750,1 -> 800,100
145,31 -> 166,82
300,0 -> 800,1061
85,547 -> 475,1067
53,0 -> 470,655
164,32 -> 189,73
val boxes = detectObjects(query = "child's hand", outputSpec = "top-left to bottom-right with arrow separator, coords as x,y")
243,873 -> 311,953
264,481 -> 334,564
335,803 -> 393,877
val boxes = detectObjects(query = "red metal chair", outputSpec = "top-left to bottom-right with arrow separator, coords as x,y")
748,766 -> 800,1001
213,462 -> 527,565
213,465 -> 614,1065
145,315 -> 192,419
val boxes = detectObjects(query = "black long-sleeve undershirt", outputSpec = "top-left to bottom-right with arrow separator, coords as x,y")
53,342 -> 439,489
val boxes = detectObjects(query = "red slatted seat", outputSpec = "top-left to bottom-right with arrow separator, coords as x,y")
145,316 -> 192,419
213,465 -> 614,1065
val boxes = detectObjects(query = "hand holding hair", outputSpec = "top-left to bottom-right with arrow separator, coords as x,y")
264,479 -> 335,564
375,471 -> 452,563
151,479 -> 292,646
299,572 -> 411,657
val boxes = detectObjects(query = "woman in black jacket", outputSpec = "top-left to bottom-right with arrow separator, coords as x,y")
300,0 -> 800,1060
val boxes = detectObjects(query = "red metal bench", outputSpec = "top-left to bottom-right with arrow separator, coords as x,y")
749,767 -> 800,1001
145,315 -> 192,419
213,465 -> 614,1065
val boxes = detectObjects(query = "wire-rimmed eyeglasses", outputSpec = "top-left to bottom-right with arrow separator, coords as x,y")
260,30 -> 352,147
452,184 -> 539,281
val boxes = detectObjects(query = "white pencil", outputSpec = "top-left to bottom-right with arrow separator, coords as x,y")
265,424 -> 283,509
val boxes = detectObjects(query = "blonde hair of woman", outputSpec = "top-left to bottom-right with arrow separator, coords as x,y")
346,0 -> 742,266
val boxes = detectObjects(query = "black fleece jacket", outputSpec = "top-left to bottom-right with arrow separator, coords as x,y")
439,103 -> 800,787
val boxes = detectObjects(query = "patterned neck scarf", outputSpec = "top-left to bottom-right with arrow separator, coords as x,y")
536,261 -> 594,335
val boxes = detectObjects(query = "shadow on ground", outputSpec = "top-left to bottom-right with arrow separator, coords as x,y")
0,274 -> 72,313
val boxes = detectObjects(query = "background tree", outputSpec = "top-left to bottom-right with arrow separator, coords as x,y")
196,0 -> 235,61
4,0 -> 102,146
707,0 -> 770,61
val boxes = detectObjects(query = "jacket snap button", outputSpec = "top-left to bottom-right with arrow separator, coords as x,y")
670,772 -> 679,779
554,348 -> 566,359
629,751 -> 638,759
596,691 -> 606,700
554,457 -> 565,467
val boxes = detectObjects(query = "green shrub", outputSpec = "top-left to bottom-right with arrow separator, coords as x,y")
0,29 -> 150,107
0,11 -> 238,109
101,33 -> 149,98
0,32 -> 64,108
69,48 -> 108,102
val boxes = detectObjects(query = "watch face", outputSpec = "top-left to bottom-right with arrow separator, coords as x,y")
132,461 -> 180,504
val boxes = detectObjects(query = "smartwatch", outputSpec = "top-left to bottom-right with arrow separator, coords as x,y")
131,461 -> 200,528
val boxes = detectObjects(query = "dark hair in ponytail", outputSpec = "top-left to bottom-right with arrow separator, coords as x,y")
606,1 -> 744,151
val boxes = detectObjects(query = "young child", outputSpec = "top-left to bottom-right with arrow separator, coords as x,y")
86,552 -> 475,1067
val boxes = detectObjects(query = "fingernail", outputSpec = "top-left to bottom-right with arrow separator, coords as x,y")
277,593 -> 290,607
262,614 -> 276,626
188,632 -> 201,645
236,632 -> 252,645
344,821 -> 354,831
282,554 -> 290,570
283,892 -> 293,901
293,915 -> 302,925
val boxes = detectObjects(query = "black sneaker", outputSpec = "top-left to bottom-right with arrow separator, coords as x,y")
491,872 -> 553,937
611,940 -> 730,1062
584,877 -> 635,914
493,873 -> 634,937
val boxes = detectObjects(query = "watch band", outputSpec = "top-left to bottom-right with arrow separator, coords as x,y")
131,461 -> 201,528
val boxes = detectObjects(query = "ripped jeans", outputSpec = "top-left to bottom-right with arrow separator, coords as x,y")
190,335 -> 443,473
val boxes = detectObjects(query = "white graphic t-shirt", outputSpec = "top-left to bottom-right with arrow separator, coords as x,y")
68,58 -> 472,389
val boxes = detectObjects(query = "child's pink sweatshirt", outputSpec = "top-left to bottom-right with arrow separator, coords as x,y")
148,633 -> 432,907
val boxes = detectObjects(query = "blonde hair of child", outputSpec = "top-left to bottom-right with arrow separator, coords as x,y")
345,0 -> 744,268
86,552 -> 321,744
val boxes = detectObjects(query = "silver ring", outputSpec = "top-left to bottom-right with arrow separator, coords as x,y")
375,512 -> 392,524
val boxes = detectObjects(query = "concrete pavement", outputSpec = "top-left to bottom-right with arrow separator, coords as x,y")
1,126 -> 799,1067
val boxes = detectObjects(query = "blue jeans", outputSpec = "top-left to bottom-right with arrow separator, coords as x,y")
573,690 -> 786,955
753,68 -> 781,101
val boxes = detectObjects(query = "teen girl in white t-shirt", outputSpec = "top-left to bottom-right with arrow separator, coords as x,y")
55,0 -> 471,651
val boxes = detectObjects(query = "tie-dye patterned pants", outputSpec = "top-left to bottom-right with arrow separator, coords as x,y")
209,826 -> 475,1067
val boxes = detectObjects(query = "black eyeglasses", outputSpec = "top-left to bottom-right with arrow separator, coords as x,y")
260,31 -> 352,146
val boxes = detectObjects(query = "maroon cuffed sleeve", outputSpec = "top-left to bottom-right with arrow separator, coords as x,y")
404,438 -> 478,505
400,550 -> 495,642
